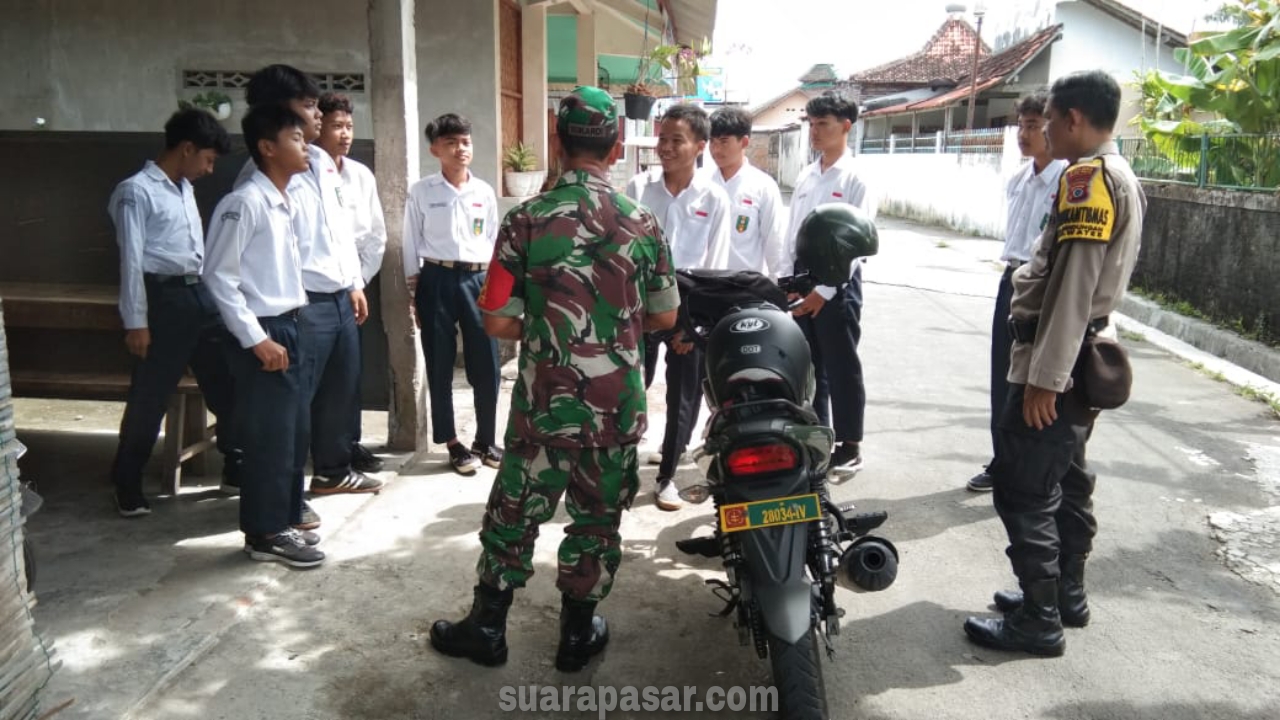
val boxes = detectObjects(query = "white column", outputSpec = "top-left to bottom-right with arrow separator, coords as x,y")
369,0 -> 427,451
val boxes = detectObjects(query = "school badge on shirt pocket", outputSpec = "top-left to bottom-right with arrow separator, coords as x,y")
472,218 -> 485,236
735,215 -> 750,233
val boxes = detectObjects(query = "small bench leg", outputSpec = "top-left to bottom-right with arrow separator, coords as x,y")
183,395 -> 211,477
162,394 -> 185,497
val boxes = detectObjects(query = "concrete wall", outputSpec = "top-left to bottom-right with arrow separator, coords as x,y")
752,90 -> 810,129
1,0 -> 373,136
416,0 -> 502,185
856,126 -> 1022,238
1133,184 -> 1280,344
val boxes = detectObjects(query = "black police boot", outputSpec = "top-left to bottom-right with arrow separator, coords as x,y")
992,554 -> 1090,627
555,594 -> 609,672
965,578 -> 1065,657
430,583 -> 513,666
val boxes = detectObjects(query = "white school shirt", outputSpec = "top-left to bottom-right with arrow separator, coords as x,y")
336,156 -> 388,282
711,160 -> 787,278
203,171 -> 308,349
402,172 -> 500,278
783,151 -> 876,299
1002,159 -> 1066,263
626,170 -> 732,270
235,146 -> 363,293
107,161 -> 205,329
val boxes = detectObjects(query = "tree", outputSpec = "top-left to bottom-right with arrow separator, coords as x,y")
1138,0 -> 1280,188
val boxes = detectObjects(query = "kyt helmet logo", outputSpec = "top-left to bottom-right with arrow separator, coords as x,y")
729,317 -> 771,334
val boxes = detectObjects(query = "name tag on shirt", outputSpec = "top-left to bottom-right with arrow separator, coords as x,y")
428,201 -> 449,209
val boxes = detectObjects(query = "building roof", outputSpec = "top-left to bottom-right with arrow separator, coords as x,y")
862,23 -> 1063,118
1080,0 -> 1187,46
664,0 -> 719,47
849,16 -> 991,86
799,63 -> 840,86
748,86 -> 821,120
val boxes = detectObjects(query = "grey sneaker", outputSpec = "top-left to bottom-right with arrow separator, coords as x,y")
244,529 -> 325,568
448,443 -> 482,475
310,472 -> 384,495
115,490 -> 151,518
293,501 -> 322,531
655,480 -> 683,512
967,469 -> 994,492
471,443 -> 504,469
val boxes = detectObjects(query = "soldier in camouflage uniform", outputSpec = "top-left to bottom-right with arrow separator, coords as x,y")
429,86 -> 680,673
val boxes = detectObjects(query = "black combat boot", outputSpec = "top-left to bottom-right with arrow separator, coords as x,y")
992,554 -> 1090,627
555,594 -> 609,672
430,583 -> 513,666
965,578 -> 1066,657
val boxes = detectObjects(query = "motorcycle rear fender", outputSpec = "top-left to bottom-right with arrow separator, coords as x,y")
740,521 -> 813,645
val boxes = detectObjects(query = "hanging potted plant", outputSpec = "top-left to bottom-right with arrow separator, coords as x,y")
623,38 -> 710,120
503,141 -> 546,198
179,91 -> 234,120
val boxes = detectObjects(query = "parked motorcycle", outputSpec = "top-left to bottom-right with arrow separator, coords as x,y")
670,204 -> 896,720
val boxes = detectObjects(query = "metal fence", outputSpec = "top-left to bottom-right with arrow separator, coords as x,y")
860,127 -> 1005,155
1118,134 -> 1280,191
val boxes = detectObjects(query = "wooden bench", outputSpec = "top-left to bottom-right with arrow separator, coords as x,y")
0,282 -> 218,496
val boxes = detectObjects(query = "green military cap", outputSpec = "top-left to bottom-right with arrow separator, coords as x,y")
557,86 -> 618,138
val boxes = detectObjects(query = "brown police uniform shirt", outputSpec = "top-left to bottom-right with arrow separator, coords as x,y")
1008,141 -> 1146,392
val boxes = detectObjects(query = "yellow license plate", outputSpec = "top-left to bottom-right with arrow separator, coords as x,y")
719,493 -> 822,533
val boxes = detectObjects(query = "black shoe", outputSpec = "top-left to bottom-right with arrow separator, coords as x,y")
244,529 -> 325,568
430,584 -> 513,666
351,443 -> 384,473
675,535 -> 721,558
965,578 -> 1065,656
115,489 -> 151,518
555,594 -> 609,672
448,443 -> 482,475
993,554 -> 1091,627
967,469 -> 994,492
831,442 -> 863,472
471,442 -> 504,470
310,471 -> 384,495
293,501 -> 322,531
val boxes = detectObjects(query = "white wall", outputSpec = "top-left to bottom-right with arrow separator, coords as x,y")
858,126 -> 1023,238
1,0 -> 373,136
776,123 -> 810,191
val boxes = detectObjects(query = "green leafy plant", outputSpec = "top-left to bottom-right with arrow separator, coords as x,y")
628,38 -> 711,97
503,141 -> 538,172
179,91 -> 233,113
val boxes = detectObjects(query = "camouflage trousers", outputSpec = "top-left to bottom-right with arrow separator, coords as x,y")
477,442 -> 640,602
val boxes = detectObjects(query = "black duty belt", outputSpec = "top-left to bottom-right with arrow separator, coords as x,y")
1008,315 -> 1109,344
145,273 -> 201,287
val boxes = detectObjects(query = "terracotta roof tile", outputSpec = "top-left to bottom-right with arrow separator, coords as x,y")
849,17 -> 991,85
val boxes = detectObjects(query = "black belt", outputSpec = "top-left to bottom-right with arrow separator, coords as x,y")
1008,315 -> 1109,344
145,273 -> 201,287
306,289 -> 346,302
422,258 -> 486,272
260,308 -> 301,320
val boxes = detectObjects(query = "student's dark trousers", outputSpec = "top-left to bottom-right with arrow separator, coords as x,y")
656,343 -> 705,481
988,266 -> 1017,460
228,314 -> 306,537
991,383 -> 1099,583
111,277 -> 236,495
800,265 -> 865,443
297,289 -> 360,480
414,263 -> 499,447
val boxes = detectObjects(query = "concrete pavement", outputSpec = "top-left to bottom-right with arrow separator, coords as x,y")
14,216 -> 1280,720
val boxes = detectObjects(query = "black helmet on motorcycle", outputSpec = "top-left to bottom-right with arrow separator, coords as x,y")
795,203 -> 879,286
704,304 -> 814,406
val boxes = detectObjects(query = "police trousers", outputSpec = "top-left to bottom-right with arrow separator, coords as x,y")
477,442 -> 640,602
990,383 -> 1099,583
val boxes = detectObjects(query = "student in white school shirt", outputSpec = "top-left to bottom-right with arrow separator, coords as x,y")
966,90 -> 1066,493
403,113 -> 502,476
707,106 -> 787,277
315,92 -> 387,476
782,91 -> 875,474
625,103 -> 731,511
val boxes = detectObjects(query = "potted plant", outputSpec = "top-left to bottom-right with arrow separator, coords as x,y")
623,38 -> 711,119
503,141 -> 546,198
179,91 -> 234,120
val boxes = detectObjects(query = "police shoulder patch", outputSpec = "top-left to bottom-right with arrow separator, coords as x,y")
1056,159 -> 1114,244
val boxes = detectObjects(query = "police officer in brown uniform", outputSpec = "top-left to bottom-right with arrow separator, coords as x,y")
964,70 -> 1146,657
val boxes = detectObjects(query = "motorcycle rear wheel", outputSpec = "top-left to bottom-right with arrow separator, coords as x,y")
767,626 -> 828,720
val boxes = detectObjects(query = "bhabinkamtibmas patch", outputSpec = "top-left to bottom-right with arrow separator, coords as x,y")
1056,158 -> 1114,243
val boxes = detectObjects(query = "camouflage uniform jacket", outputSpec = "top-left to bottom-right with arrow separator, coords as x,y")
478,168 -> 679,448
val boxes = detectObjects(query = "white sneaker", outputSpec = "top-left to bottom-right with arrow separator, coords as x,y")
647,451 -> 664,465
656,481 -> 683,511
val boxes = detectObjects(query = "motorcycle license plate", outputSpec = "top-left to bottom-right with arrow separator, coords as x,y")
718,493 -> 822,533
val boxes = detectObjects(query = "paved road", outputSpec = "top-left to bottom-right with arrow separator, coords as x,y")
21,217 -> 1280,720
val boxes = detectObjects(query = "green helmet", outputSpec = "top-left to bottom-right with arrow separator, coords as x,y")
796,203 -> 880,286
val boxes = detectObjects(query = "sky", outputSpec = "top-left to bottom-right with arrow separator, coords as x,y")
709,0 -> 1227,106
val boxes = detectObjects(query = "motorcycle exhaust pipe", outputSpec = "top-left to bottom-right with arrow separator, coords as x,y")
837,536 -> 899,593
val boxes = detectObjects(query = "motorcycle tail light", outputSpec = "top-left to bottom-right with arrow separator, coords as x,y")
726,443 -> 798,475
